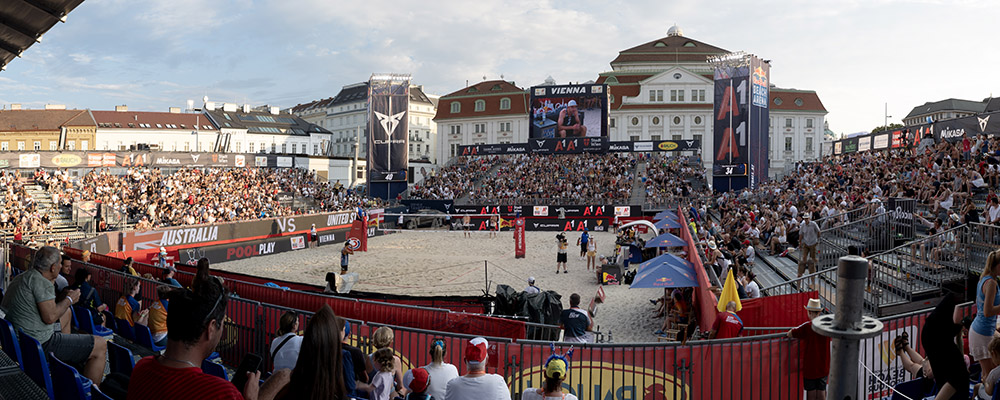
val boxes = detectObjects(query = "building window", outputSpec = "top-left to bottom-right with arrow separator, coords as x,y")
67,141 -> 75,150
785,137 -> 793,151
33,141 -> 41,150
673,116 -> 682,125
474,100 -> 486,112
499,122 -> 511,132
649,90 -> 663,102
794,98 -> 803,106
450,102 -> 461,113
292,143 -> 297,153
677,90 -> 685,102
672,135 -> 682,141
249,142 -> 255,153
474,123 -> 486,133
0,142 -> 7,151
630,135 -> 640,142
806,137 -> 814,151
500,98 -> 511,110
785,118 -> 793,128
272,143 -> 277,153
184,142 -> 190,151
49,141 -> 57,150
694,116 -> 703,124
693,134 -> 702,145
609,118 -> 616,128
806,119 -> 814,128
774,97 -> 783,106
18,142 -> 25,151
652,116 -> 660,125
697,90 -> 706,102
450,143 -> 459,157
235,142 -> 241,152
450,125 -> 461,134
81,140 -> 88,151
281,143 -> 287,153
409,144 -> 414,153
670,90 -> 678,102
631,117 -> 640,126
650,135 -> 660,141
313,144 -> 319,155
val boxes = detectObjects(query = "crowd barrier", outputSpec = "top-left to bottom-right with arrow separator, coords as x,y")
8,240 -> 989,398
58,246 -> 532,340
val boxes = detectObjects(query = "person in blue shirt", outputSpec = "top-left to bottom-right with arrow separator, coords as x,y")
71,268 -> 108,327
161,266 -> 182,288
577,229 -> 590,260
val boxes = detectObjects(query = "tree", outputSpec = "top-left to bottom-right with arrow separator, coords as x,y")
870,123 -> 904,134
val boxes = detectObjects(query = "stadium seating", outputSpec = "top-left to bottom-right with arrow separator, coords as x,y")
201,359 -> 228,380
0,318 -> 22,367
17,330 -> 54,399
49,352 -> 93,400
134,324 -> 165,352
107,341 -> 135,376
113,318 -> 136,342
72,306 -> 114,338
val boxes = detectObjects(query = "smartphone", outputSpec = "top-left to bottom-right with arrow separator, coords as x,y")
230,353 -> 263,393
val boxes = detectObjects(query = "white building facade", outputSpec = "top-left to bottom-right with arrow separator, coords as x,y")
93,108 -> 220,152
289,83 -> 440,163
203,102 -> 331,156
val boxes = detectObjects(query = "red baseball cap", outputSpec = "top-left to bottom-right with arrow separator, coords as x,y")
404,367 -> 430,393
465,337 -> 488,365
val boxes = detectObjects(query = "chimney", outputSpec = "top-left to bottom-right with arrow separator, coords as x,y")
269,106 -> 279,115
10,103 -> 21,110
205,101 -> 216,111
223,103 -> 237,112
168,107 -> 181,114
242,104 -> 251,113
115,105 -> 128,112
45,104 -> 66,110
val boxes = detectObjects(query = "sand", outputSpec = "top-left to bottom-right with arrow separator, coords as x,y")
214,230 -> 671,343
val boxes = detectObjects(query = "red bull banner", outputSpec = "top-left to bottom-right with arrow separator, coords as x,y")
514,217 -> 526,258
347,218 -> 368,252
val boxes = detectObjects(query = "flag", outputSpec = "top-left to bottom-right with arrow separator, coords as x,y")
717,268 -> 742,312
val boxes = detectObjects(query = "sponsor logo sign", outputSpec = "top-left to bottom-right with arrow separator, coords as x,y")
858,136 -> 871,151
633,142 -> 654,152
235,155 -> 245,167
346,237 -> 362,251
0,159 -> 9,168
317,233 -> 337,244
19,154 -> 40,168
277,157 -> 293,167
255,156 -> 268,167
159,226 -> 220,247
614,206 -> 631,217
290,236 -> 306,250
657,141 -> 679,151
102,153 -> 116,166
88,153 -> 103,167
533,206 -> 548,217
154,157 -> 181,165
51,154 -> 82,167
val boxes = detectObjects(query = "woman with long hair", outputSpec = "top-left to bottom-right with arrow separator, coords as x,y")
971,250 -> 1000,383
269,311 -> 302,372
275,305 -> 347,400
420,339 -> 458,400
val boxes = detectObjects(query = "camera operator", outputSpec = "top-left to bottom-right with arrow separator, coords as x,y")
555,233 -> 568,274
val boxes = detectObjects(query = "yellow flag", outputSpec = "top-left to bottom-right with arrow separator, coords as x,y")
717,268 -> 743,312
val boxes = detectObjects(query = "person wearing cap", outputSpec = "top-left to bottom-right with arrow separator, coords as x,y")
787,298 -> 830,400
422,339 -> 458,400
444,337 -> 511,400
556,100 -> 586,138
157,247 -> 170,269
403,367 -> 434,400
797,213 -> 821,290
520,355 -> 578,400
525,277 -> 541,294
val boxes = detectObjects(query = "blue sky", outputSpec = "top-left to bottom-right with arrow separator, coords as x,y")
0,0 -> 995,135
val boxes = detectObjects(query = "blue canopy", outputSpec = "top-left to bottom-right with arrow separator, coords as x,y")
653,218 -> 682,230
644,232 -> 686,248
634,253 -> 692,274
654,210 -> 678,220
629,256 -> 698,289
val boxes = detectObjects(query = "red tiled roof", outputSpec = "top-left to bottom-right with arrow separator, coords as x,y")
611,35 -> 729,65
91,111 -> 217,130
434,80 -> 528,121
0,109 -> 95,132
770,90 -> 827,113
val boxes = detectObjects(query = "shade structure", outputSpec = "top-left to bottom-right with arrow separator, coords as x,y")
644,232 -> 686,248
653,218 -> 682,230
654,209 -> 678,220
629,256 -> 698,289
634,253 -> 694,275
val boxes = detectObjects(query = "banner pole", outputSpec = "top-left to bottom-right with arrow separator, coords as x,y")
484,260 -> 489,295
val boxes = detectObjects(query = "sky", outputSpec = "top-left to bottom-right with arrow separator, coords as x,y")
0,0 -> 997,135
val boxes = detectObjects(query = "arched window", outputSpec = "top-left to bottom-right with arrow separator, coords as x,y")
499,98 -> 511,110
474,100 -> 486,112
450,102 -> 461,113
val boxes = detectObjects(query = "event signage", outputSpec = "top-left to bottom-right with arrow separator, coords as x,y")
843,138 -> 858,153
747,57 -> 770,189
514,218 -> 526,258
873,134 -> 889,149
175,233 -> 312,264
858,136 -> 871,152
451,205 -> 638,218
456,140 -> 698,156
0,151 -> 293,169
712,55 -> 769,191
367,75 -> 410,182
528,84 -> 608,139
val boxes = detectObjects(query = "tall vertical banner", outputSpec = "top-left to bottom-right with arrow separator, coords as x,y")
711,60 -> 750,192
514,217 -> 526,258
748,57 -> 770,189
367,75 -> 410,183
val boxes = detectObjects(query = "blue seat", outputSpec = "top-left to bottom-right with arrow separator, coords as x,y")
134,324 -> 165,352
0,318 -> 22,367
73,306 -> 114,338
201,359 -> 228,380
49,352 -> 93,400
890,378 -> 935,400
70,306 -> 79,330
17,330 -> 54,399
113,318 -> 135,342
108,341 -> 135,376
92,386 -> 114,400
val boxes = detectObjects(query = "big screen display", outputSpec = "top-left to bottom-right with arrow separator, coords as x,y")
528,84 -> 608,139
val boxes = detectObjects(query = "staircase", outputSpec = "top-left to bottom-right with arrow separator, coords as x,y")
455,162 -> 505,204
22,182 -> 84,239
629,161 -> 647,206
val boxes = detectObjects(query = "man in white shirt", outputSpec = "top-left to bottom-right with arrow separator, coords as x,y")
445,337 -> 511,400
525,277 -> 541,294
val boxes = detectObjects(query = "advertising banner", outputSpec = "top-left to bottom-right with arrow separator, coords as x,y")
934,111 -> 999,141
524,218 -> 610,232
712,63 -> 750,179
514,218 -> 526,258
834,141 -> 842,155
858,136 -> 871,152
346,218 -> 368,252
747,56 -> 770,188
843,137 -> 859,154
367,76 -> 410,182
452,205 -> 635,219
873,134 -> 889,149
456,140 -> 698,156
0,151 -> 286,169
176,233 -> 311,264
528,84 -> 608,139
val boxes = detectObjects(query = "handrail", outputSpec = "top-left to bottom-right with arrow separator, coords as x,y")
759,265 -> 838,292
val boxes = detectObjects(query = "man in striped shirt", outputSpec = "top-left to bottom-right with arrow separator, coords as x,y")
127,279 -> 289,400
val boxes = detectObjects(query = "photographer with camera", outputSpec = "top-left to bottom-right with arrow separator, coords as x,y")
555,233 -> 568,274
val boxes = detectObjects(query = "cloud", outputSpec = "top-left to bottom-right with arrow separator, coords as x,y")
69,53 -> 93,64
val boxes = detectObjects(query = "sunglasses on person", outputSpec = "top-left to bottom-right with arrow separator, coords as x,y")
201,282 -> 228,327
